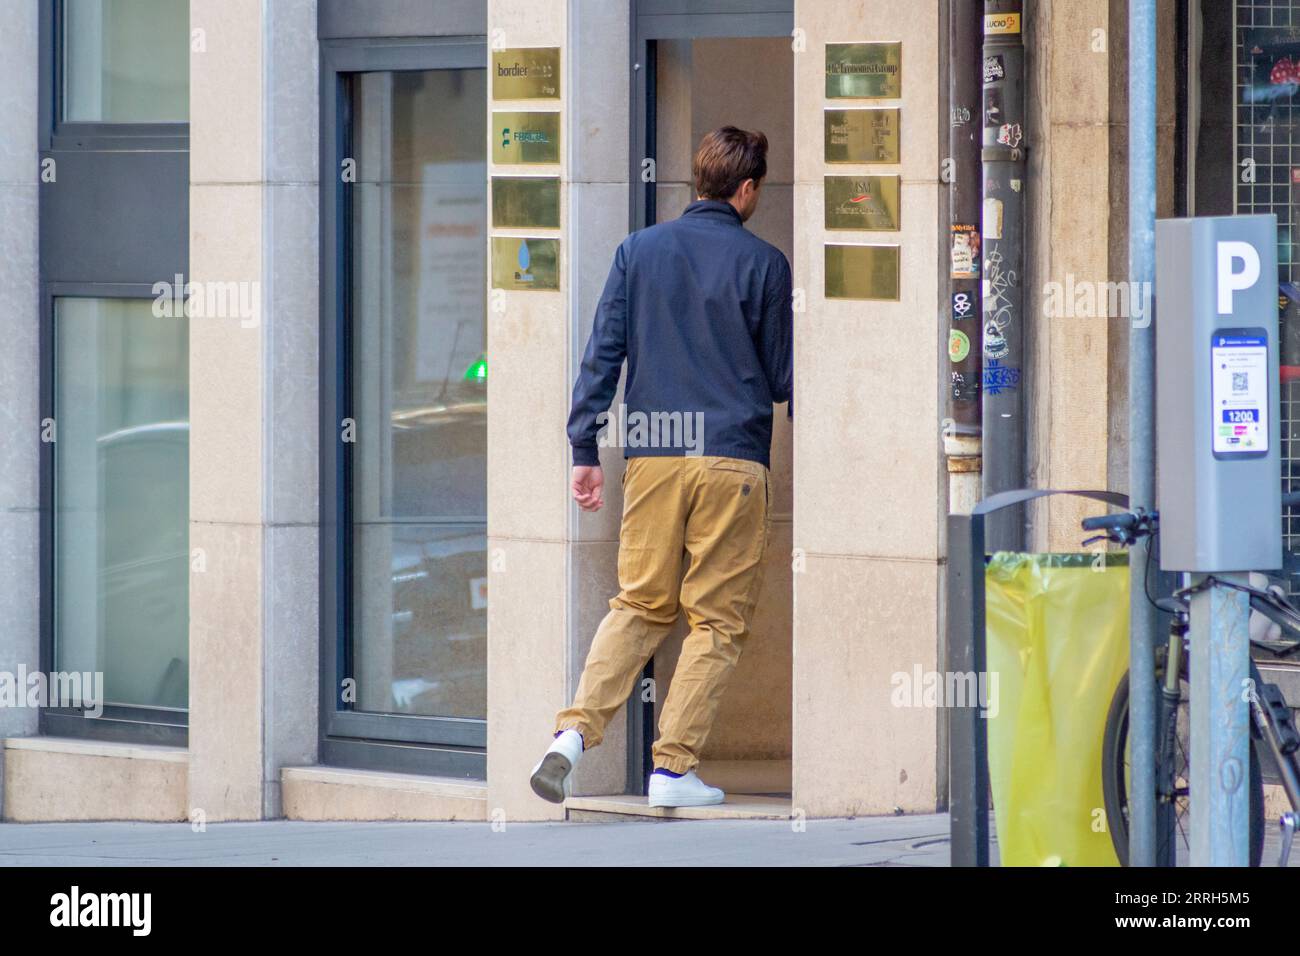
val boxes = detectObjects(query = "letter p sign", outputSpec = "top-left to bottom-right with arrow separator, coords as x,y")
1217,241 -> 1261,315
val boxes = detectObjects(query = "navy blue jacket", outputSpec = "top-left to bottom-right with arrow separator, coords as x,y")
567,199 -> 793,469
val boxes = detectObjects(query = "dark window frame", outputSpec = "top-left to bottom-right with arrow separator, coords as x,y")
38,1 -> 190,746
319,36 -> 488,779
42,0 -> 189,152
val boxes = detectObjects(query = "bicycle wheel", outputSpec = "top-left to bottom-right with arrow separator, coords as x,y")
1102,669 -> 1265,866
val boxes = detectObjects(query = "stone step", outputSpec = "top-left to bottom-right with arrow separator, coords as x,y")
565,792 -> 791,822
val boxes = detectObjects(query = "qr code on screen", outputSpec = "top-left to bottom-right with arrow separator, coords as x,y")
1233,371 -> 1249,393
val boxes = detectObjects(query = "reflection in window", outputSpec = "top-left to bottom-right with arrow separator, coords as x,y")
63,0 -> 190,123
54,298 -> 189,710
349,68 -> 488,719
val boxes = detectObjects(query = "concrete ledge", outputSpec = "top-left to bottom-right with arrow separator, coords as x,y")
3,736 -> 189,822
281,766 -> 488,821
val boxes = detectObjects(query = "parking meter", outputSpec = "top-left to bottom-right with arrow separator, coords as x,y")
1155,214 -> 1280,867
1155,215 -> 1281,573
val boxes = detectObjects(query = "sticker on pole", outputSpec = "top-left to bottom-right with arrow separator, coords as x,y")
984,12 -> 1021,35
1211,328 -> 1269,459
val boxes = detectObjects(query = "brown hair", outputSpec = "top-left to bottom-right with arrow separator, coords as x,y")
692,126 -> 768,200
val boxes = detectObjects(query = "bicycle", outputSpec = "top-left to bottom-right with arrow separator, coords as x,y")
1081,506 -> 1300,866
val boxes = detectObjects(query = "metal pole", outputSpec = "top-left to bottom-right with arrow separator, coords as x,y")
947,512 -> 989,866
1189,574 -> 1252,866
1127,0 -> 1160,868
980,0 -> 1026,551
946,0 -> 984,514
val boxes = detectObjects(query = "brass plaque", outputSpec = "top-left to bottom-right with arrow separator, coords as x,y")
825,244 -> 900,301
492,176 -> 561,229
493,110 -> 561,164
491,236 -> 560,291
492,47 -> 560,100
824,175 -> 901,231
824,108 -> 900,164
825,42 -> 902,99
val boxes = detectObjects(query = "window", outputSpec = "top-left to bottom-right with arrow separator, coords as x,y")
52,297 -> 189,713
350,69 -> 488,721
39,1 -> 190,743
62,0 -> 190,123
321,39 -> 488,777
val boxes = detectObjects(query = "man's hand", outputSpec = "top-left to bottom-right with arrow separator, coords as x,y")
572,466 -> 605,512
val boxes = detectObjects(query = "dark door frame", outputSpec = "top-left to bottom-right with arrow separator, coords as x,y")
625,0 -> 794,794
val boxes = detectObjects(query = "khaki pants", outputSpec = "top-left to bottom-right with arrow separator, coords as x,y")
554,455 -> 771,774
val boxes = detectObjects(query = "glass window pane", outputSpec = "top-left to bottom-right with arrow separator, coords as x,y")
63,0 -> 190,123
54,298 -> 189,711
349,68 -> 488,719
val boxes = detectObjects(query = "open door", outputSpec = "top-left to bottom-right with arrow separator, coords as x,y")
626,1 -> 795,799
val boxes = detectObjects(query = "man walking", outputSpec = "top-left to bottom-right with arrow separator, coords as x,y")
529,127 -> 793,808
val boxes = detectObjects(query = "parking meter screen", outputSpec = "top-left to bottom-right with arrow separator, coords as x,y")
1211,328 -> 1269,459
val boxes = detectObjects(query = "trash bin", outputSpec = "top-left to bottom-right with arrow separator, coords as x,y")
984,551 -> 1130,866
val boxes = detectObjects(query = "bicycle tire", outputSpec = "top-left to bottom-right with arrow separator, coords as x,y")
1101,670 -> 1265,866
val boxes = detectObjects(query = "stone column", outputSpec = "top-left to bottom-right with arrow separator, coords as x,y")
791,0 -> 944,816
187,0 -> 320,820
1025,0 -> 1116,551
1023,0 -> 1178,549
0,3 -> 41,811
484,0 -> 573,820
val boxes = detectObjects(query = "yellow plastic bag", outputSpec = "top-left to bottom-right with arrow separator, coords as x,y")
984,552 -> 1131,866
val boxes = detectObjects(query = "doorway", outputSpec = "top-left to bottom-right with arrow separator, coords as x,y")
627,2 -> 795,798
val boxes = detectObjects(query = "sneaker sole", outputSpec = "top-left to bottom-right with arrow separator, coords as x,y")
529,752 -> 572,804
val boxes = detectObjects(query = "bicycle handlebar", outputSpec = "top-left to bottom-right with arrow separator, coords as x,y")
1081,513 -> 1138,533
1079,508 -> 1157,547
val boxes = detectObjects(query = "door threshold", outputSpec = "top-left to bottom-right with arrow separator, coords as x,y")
564,792 -> 792,821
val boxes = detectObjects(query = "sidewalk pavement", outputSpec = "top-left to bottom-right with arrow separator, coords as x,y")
1,813 -> 1294,866
0,813 -> 953,866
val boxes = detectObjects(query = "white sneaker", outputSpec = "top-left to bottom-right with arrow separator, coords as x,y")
647,769 -> 725,808
529,729 -> 584,803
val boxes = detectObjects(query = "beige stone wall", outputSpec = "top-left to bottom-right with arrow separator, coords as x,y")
1025,0 -> 1179,549
485,0 -> 572,820
1024,0 -> 1115,551
187,0 -> 320,820
791,0 -> 944,816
